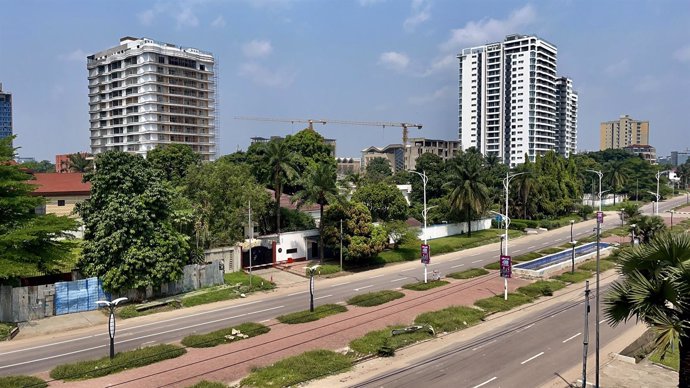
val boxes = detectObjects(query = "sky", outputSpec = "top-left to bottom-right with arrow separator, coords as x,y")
1,0 -> 689,161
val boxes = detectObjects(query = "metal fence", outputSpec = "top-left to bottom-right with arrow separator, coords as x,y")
55,277 -> 109,316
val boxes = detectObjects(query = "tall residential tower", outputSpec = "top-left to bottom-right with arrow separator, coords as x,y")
458,34 -> 577,166
87,37 -> 217,160
599,115 -> 649,150
0,83 -> 12,143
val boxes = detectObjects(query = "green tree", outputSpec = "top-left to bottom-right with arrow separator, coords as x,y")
292,162 -> 339,263
321,201 -> 384,261
147,144 -> 201,186
19,160 -> 55,173
410,153 -> 447,203
629,215 -> 666,244
185,160 -> 271,248
365,157 -> 393,182
264,139 -> 298,234
76,151 -> 190,293
351,182 -> 408,222
0,137 -> 78,280
383,220 -> 415,249
605,232 -> 690,388
62,153 -> 93,173
445,152 -> 489,237
605,160 -> 628,205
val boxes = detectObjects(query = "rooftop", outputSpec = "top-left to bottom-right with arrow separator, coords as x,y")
29,173 -> 91,196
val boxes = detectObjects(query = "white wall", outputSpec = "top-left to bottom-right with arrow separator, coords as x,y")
582,194 -> 627,207
275,229 -> 320,263
418,218 -> 492,241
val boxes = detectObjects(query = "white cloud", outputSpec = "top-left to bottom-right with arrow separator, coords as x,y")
137,1 -> 202,28
604,59 -> 630,76
403,0 -> 431,32
243,40 -> 273,58
176,6 -> 199,27
211,15 -> 226,28
440,4 -> 537,52
673,45 -> 690,63
408,86 -> 449,105
423,54 -> 455,76
58,49 -> 88,62
238,62 -> 295,87
358,0 -> 386,6
378,51 -> 410,72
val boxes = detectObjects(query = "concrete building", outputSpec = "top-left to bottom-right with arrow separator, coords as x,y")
623,144 -> 656,163
336,157 -> 361,175
671,150 -> 690,166
458,34 -> 578,167
361,144 -> 404,173
30,173 -> 91,218
599,115 -> 649,150
87,37 -> 217,160
405,137 -> 461,171
0,83 -> 12,142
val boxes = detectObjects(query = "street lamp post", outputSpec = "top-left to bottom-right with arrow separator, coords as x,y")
410,170 -> 430,283
340,219 -> 343,270
656,170 -> 669,215
95,297 -> 128,359
631,223 -> 637,245
586,168 -> 602,387
570,220 -> 577,274
648,191 -> 661,216
671,210 -> 675,228
307,265 -> 320,312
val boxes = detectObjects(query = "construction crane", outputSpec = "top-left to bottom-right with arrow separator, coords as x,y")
234,116 -> 423,147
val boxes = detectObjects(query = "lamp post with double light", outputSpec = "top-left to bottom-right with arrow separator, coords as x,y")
96,297 -> 128,359
655,170 -> 669,215
586,168 -> 603,387
307,265 -> 320,312
409,170 -> 431,283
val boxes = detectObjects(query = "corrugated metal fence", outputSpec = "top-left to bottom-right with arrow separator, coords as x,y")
54,277 -> 109,315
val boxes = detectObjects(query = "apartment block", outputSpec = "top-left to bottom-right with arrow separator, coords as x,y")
599,115 -> 649,150
87,37 -> 216,160
458,34 -> 578,166
362,137 -> 461,173
0,83 -> 12,142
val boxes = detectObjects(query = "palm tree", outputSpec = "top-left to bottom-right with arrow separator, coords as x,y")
264,140 -> 297,234
444,154 -> 489,237
605,160 -> 628,205
514,168 -> 536,219
605,232 -> 690,388
292,163 -> 339,263
67,153 -> 93,173
630,215 -> 667,244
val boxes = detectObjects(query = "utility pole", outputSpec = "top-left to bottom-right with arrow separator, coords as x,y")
249,200 -> 252,287
340,219 -> 343,270
570,220 -> 576,274
582,281 -> 591,388
587,168 -> 602,387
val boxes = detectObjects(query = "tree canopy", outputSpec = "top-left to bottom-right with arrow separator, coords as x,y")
351,182 -> 408,222
147,144 -> 201,186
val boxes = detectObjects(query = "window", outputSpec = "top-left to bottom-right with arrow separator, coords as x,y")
57,200 -> 66,206
286,248 -> 298,254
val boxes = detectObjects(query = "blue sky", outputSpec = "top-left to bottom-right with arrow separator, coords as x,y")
1,0 -> 689,161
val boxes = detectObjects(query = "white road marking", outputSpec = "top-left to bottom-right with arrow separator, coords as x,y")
563,333 -> 581,343
390,278 -> 407,282
472,376 -> 497,388
288,291 -> 308,296
516,323 -> 534,333
354,285 -> 374,291
369,274 -> 385,279
472,339 -> 497,351
528,245 -> 536,249
0,334 -> 99,356
259,319 -> 270,323
314,294 -> 332,300
469,253 -> 480,257
471,259 -> 483,264
513,249 -> 522,253
141,340 -> 156,346
451,264 -> 465,268
400,268 -> 415,272
330,282 -> 351,287
0,344 -> 105,370
521,351 -> 545,365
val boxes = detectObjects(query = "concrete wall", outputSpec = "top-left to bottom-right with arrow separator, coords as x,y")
418,218 -> 492,241
0,284 -> 55,323
275,229 -> 319,263
205,246 -> 241,273
582,194 -> 626,207
117,261 -> 224,302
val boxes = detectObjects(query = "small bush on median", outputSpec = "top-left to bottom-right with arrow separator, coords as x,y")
239,349 -> 353,388
402,280 -> 449,291
347,290 -> 405,307
474,293 -> 533,314
578,259 -> 616,272
306,264 -> 342,276
349,325 -> 434,355
447,268 -> 489,280
181,322 -> 270,348
277,304 -> 348,324
0,376 -> 47,388
517,280 -> 565,298
49,344 -> 186,381
553,270 -> 592,284
414,306 -> 485,333
186,381 -> 227,388
483,261 -> 500,270
539,247 -> 564,255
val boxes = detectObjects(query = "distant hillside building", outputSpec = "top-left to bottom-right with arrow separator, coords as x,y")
0,83 -> 12,143
671,150 -> 690,166
336,157 -> 361,175
87,37 -> 217,160
623,144 -> 656,163
600,115 -> 649,150
362,137 -> 462,173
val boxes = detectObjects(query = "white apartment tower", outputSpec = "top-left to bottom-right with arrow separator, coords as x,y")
555,77 -> 578,157
458,34 -> 577,166
87,37 -> 216,160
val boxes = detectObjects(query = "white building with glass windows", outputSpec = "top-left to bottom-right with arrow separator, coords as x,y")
87,37 -> 216,160
458,34 -> 577,167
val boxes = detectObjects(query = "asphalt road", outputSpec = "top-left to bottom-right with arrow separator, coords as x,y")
0,195 -> 685,377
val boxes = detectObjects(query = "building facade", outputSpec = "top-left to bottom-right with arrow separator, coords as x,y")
622,144 -> 656,163
599,115 -> 649,150
87,37 -> 216,160
458,34 -> 577,166
405,137 -> 461,170
361,144 -> 404,173
670,150 -> 690,166
336,157 -> 361,175
555,77 -> 578,157
0,83 -> 12,142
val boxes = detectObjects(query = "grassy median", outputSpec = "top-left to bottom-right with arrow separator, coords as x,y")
181,322 -> 270,348
447,268 -> 489,279
277,304 -> 348,324
402,280 -> 449,291
0,376 -> 47,388
414,306 -> 485,333
474,293 -> 533,314
516,280 -> 566,298
347,290 -> 405,307
349,325 -> 434,356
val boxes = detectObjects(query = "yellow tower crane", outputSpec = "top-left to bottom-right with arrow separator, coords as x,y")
234,116 -> 423,147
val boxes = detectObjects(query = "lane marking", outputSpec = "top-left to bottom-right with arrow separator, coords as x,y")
451,264 -> 465,268
314,294 -> 332,301
516,323 -> 534,333
599,319 -> 607,325
0,334 -> 99,356
472,339 -> 497,351
259,319 -> 270,323
528,245 -> 536,249
141,340 -> 156,346
330,282 -> 351,287
471,259 -> 483,264
400,268 -> 415,272
390,278 -> 407,282
354,285 -> 373,291
288,291 -> 308,296
521,351 -> 544,365
472,376 -> 497,388
369,274 -> 385,279
0,345 -> 105,370
469,253 -> 480,257
563,333 -> 581,343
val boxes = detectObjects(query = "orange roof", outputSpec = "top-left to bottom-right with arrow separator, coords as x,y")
265,189 -> 321,212
29,173 -> 91,196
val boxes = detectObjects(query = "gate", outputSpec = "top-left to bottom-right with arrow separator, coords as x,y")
54,277 -> 109,315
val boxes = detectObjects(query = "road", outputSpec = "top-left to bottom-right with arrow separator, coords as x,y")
0,195 -> 685,376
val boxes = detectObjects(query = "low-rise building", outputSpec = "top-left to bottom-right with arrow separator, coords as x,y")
29,173 -> 90,217
623,144 -> 656,164
336,157 -> 361,176
362,137 -> 462,173
361,144 -> 404,173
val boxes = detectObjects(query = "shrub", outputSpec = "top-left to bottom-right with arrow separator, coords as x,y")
553,270 -> 592,284
277,304 -> 347,324
578,259 -> 616,272
186,381 -> 227,388
181,322 -> 270,348
483,261 -> 501,270
240,350 -> 353,387
474,293 -> 533,314
414,306 -> 485,333
350,326 -> 434,355
0,376 -> 47,388
306,264 -> 341,276
0,323 -> 15,341
347,290 -> 405,307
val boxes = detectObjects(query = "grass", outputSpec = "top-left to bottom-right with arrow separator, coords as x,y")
517,280 -> 566,298
49,344 -> 186,381
347,290 -> 405,307
649,340 -> 680,371
276,304 -> 348,324
223,272 -> 276,291
239,349 -> 353,388
116,300 -> 181,319
0,322 -> 15,341
414,306 -> 485,333
447,268 -> 489,279
182,273 -> 275,308
402,280 -> 449,291
186,381 -> 227,388
483,261 -> 501,270
349,325 -> 435,355
601,225 -> 631,238
181,322 -> 270,348
539,247 -> 565,255
308,264 -> 342,276
552,270 -> 593,284
513,252 -> 542,262
474,293 -> 533,314
0,376 -> 47,388
578,259 -> 616,272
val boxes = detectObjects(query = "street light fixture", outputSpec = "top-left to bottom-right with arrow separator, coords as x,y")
497,171 -> 527,301
585,168 -> 602,388
307,265 -> 320,312
648,190 -> 661,216
95,297 -> 128,359
409,170 -> 431,283
630,223 -> 638,245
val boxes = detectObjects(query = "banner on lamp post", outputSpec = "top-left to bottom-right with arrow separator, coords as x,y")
500,255 -> 512,278
421,244 -> 430,264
